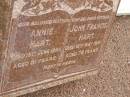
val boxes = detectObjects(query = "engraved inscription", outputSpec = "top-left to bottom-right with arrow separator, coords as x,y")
0,0 -> 120,96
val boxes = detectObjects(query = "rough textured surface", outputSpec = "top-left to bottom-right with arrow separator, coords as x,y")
0,0 -> 9,91
19,16 -> 130,97
1,1 -> 119,96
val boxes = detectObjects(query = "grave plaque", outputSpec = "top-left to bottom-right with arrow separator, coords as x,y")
0,0 -> 120,96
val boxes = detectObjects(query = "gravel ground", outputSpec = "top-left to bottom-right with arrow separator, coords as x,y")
19,16 -> 130,97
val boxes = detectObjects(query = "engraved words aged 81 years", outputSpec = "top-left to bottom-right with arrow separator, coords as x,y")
0,0 -> 120,96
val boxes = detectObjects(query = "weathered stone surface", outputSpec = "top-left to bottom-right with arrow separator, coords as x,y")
0,0 -> 120,96
18,16 -> 130,97
0,0 -> 9,94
